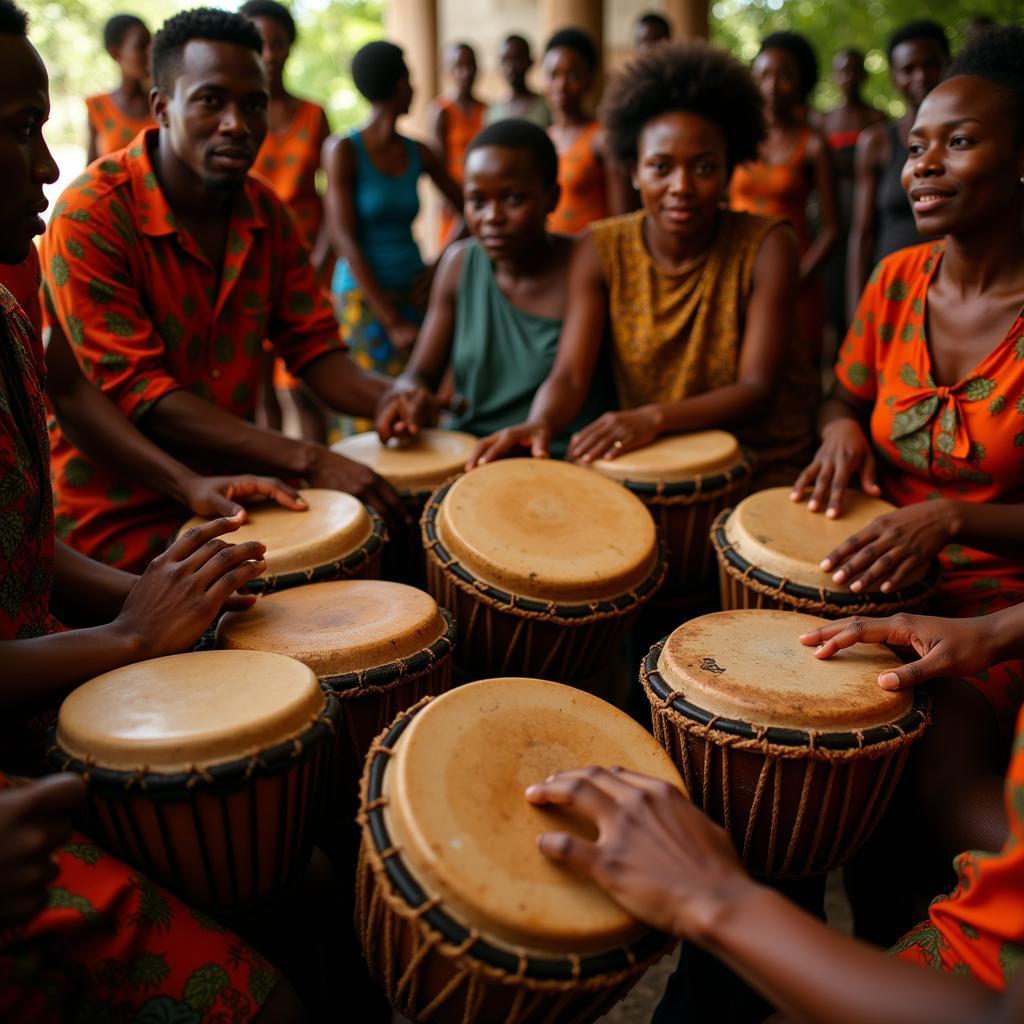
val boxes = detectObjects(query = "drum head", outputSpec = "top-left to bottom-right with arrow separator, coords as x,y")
179,489 -> 373,578
591,430 -> 743,484
56,651 -> 324,772
332,429 -> 477,494
656,609 -> 909,731
435,459 -> 658,602
383,678 -> 685,954
724,487 -> 918,591
216,579 -> 447,677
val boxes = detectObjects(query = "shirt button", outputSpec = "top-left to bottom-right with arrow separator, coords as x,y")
210,368 -> 222,379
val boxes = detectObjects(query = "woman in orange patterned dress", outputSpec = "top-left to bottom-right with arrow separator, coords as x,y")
85,15 -> 154,162
731,31 -> 838,365
242,0 -> 332,444
429,42 -> 485,248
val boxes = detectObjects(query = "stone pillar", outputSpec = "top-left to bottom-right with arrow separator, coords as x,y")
385,0 -> 438,136
665,0 -> 709,40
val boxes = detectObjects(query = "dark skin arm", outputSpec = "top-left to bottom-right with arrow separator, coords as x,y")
847,123 -> 886,320
85,121 -> 98,165
799,130 -> 839,284
308,109 -> 335,275
527,766 -> 1001,1024
50,541 -> 136,627
375,243 -> 466,441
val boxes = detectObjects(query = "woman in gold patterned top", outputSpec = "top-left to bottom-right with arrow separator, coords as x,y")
471,41 -> 817,485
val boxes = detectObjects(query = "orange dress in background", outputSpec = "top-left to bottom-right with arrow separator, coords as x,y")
85,94 -> 154,158
730,127 -> 824,361
549,121 -> 607,236
435,96 -> 486,247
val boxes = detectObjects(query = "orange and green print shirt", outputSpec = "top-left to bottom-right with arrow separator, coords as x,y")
893,702 -> 1024,987
549,121 -> 607,237
40,128 -> 341,572
85,93 -> 155,159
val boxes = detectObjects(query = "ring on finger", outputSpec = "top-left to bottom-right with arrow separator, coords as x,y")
612,439 -> 624,450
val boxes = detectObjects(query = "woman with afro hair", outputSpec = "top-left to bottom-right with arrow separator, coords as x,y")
471,40 -> 816,486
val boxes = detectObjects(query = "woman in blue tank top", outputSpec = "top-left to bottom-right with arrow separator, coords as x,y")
324,40 -> 464,432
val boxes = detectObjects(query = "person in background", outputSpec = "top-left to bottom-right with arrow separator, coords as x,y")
544,27 -> 615,234
429,41 -> 485,248
731,31 -> 838,367
819,48 -> 885,354
965,14 -> 996,43
485,33 -> 551,128
375,119 -> 612,452
633,11 -> 671,52
241,0 -> 331,445
324,40 -> 463,434
847,20 -> 949,319
526,606 -> 1024,1024
85,13 -> 155,162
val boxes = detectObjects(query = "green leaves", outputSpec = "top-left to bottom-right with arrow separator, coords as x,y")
884,278 -> 909,301
183,964 -> 229,1012
63,840 -> 104,865
989,395 -> 1007,415
48,886 -> 100,921
0,509 -> 24,559
899,363 -> 921,388
50,252 -> 70,287
104,310 -> 135,337
893,428 -> 930,472
127,952 -> 172,990
846,361 -> 870,387
66,314 -> 85,348
963,377 -> 996,402
64,456 -> 94,487
891,395 -> 938,440
87,277 -> 116,305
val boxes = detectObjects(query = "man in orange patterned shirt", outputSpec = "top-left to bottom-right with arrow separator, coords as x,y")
42,8 -> 403,571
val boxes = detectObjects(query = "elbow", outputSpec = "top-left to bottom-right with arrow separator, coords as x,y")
740,379 -> 775,420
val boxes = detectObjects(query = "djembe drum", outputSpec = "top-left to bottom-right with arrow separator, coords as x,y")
49,650 -> 338,910
590,430 -> 751,600
179,488 -> 385,593
422,458 -> 666,686
332,428 -> 477,586
641,609 -> 929,878
357,677 -> 683,1023
711,487 -> 938,617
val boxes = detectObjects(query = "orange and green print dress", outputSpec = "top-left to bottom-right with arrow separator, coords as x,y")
85,93 -> 155,158
891,702 -> 1024,986
435,96 -> 485,246
40,129 -> 341,573
834,242 -> 1024,728
549,121 -> 607,237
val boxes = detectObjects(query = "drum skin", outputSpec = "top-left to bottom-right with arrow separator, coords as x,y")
356,680 -> 681,1023
49,651 -> 338,910
642,611 -> 930,878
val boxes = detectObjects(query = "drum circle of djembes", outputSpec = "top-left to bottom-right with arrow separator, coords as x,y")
422,458 -> 666,687
642,609 -> 929,879
711,487 -> 939,617
48,650 -> 339,911
589,430 -> 752,602
357,677 -> 685,1024
332,428 -> 478,586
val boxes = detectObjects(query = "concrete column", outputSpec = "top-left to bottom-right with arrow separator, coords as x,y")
665,0 -> 709,40
385,0 -> 438,136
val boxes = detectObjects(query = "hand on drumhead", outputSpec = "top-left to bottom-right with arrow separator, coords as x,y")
567,408 -> 661,463
468,422 -> 552,467
818,502 -> 953,594
306,448 -> 410,527
180,473 -> 308,520
111,514 -> 267,658
790,419 -> 880,518
375,384 -> 437,442
526,767 -> 751,941
799,613 -> 1000,690
0,773 -> 85,930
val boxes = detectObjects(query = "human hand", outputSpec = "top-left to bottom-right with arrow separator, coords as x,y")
111,514 -> 267,657
376,383 -> 439,442
385,317 -> 420,352
790,418 -> 880,517
567,407 -> 663,463
180,473 -> 308,519
799,612 -> 1000,690
468,421 -> 552,468
526,767 -> 752,941
0,774 -> 85,930
819,500 -> 953,593
307,447 -> 408,526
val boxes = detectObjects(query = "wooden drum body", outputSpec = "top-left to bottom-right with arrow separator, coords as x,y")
357,678 -> 682,1024
49,651 -> 338,910
179,488 -> 386,593
712,488 -> 938,617
642,610 -> 928,878
217,579 -> 455,799
423,459 -> 666,686
591,431 -> 751,600
332,429 -> 477,587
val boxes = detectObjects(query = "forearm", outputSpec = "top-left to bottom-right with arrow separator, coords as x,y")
302,350 -> 391,419
846,228 -> 873,320
799,227 -> 836,285
817,395 -> 863,436
527,371 -> 591,437
50,542 -> 136,626
647,382 -> 773,436
696,882 -> 994,1024
946,502 -> 1024,559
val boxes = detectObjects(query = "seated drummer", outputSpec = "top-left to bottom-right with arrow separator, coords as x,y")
0,7 -> 303,1019
40,7 -> 406,574
375,118 -> 613,455
468,41 -> 817,486
791,25 -> 1024,741
527,606 -> 1024,1023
